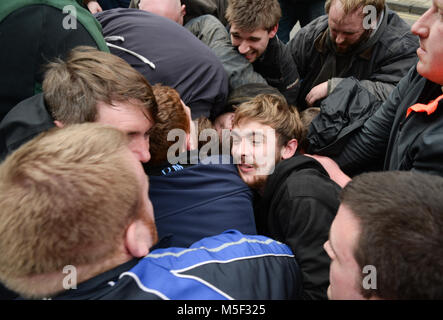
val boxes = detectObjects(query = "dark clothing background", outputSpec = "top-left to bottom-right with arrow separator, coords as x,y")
334,66 -> 443,178
277,0 -> 325,43
96,9 -> 229,120
146,153 -> 257,248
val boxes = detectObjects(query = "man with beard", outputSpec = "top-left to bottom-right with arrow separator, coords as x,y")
231,94 -> 341,300
0,123 -> 302,300
289,0 -> 418,110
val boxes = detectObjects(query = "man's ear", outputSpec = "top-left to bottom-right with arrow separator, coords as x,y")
181,4 -> 186,17
54,120 -> 64,128
281,139 -> 298,160
125,220 -> 151,258
185,132 -> 191,151
269,24 -> 278,38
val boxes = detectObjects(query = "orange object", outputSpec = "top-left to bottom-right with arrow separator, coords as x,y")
406,94 -> 443,118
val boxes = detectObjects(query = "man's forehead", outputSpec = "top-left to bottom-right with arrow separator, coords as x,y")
231,25 -> 268,37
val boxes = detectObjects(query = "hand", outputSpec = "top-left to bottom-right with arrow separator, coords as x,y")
86,1 -> 103,14
305,154 -> 351,188
305,81 -> 328,107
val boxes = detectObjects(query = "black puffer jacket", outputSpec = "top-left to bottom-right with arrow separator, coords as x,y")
334,66 -> 443,177
0,93 -> 55,163
288,7 -> 419,110
255,154 -> 340,300
253,36 -> 301,106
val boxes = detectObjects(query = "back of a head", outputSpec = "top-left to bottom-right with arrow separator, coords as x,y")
341,171 -> 443,299
226,83 -> 284,111
138,0 -> 184,24
149,85 -> 190,165
225,0 -> 281,32
233,93 -> 305,148
43,46 -> 157,124
0,123 -> 140,298
325,0 -> 385,15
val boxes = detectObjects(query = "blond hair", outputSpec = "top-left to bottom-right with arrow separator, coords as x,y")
225,0 -> 281,32
0,123 -> 140,297
325,0 -> 385,15
233,94 -> 305,147
43,46 -> 157,124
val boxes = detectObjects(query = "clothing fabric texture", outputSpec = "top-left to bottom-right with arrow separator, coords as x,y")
334,66 -> 443,178
0,93 -> 55,163
95,8 -> 229,120
0,0 -> 109,122
254,154 -> 340,300
145,152 -> 257,248
277,0 -> 326,43
45,230 -> 302,300
288,7 -> 419,110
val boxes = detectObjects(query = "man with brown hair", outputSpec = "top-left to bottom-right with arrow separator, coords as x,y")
325,170 -> 443,299
231,94 -> 341,299
289,0 -> 418,110
146,85 -> 257,247
0,123 -> 301,299
0,46 -> 157,163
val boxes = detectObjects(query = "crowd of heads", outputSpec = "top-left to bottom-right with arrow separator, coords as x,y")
0,0 -> 443,301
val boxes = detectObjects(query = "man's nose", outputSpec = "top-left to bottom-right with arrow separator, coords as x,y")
238,41 -> 250,54
132,139 -> 151,163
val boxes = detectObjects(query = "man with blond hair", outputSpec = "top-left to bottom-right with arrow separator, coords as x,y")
0,123 -> 301,299
289,0 -> 418,110
231,94 -> 341,299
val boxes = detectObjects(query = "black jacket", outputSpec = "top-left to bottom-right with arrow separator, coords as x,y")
0,93 -> 55,162
306,78 -> 384,156
334,66 -> 443,177
288,8 -> 419,110
255,154 -> 340,300
253,36 -> 300,106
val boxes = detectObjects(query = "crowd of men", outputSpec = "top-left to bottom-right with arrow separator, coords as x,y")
0,0 -> 442,301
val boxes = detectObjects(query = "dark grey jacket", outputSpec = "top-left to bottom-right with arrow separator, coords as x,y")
334,66 -> 443,177
96,9 -> 229,120
288,7 -> 419,110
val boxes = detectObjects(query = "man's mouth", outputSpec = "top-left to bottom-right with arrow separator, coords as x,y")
244,51 -> 255,62
238,163 -> 255,173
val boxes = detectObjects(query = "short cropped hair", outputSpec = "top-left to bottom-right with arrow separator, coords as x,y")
341,171 -> 443,299
225,0 -> 281,32
233,94 -> 304,148
0,123 -> 140,297
325,0 -> 385,16
43,46 -> 157,124
150,85 -> 190,165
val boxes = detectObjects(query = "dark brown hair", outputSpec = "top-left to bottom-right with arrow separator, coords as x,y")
341,171 -> 443,299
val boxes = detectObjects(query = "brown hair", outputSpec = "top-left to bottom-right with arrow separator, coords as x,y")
233,94 -> 304,148
0,123 -> 140,297
225,0 -> 281,32
325,0 -> 385,16
341,171 -> 443,299
150,85 -> 190,164
43,46 -> 157,124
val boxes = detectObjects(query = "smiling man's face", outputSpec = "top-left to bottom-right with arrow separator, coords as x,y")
230,24 -> 278,63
